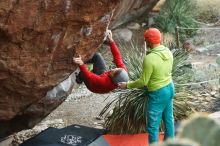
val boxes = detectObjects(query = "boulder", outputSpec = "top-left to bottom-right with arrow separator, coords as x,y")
127,22 -> 141,30
0,0 -> 117,139
190,83 -> 202,90
195,47 -> 209,54
113,28 -> 133,42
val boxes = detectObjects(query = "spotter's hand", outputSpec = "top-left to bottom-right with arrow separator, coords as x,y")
117,82 -> 127,89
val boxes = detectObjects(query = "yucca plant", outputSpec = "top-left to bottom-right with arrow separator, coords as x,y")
154,0 -> 199,41
100,40 -> 195,134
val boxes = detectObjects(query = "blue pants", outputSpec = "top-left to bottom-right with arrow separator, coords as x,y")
147,82 -> 175,144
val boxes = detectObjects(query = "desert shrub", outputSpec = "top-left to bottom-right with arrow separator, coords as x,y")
154,0 -> 199,41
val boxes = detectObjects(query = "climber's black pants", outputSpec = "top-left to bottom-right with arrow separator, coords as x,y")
86,53 -> 107,74
76,53 -> 107,84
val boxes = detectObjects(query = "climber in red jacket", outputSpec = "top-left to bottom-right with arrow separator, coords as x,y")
73,30 -> 129,94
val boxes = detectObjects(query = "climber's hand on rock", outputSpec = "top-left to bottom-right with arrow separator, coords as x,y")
106,30 -> 114,42
73,56 -> 84,66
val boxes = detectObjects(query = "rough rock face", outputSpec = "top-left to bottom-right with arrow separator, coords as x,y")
112,0 -> 160,28
0,0 -> 117,138
0,0 -> 158,139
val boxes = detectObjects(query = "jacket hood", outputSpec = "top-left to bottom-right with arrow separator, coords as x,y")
148,45 -> 170,61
